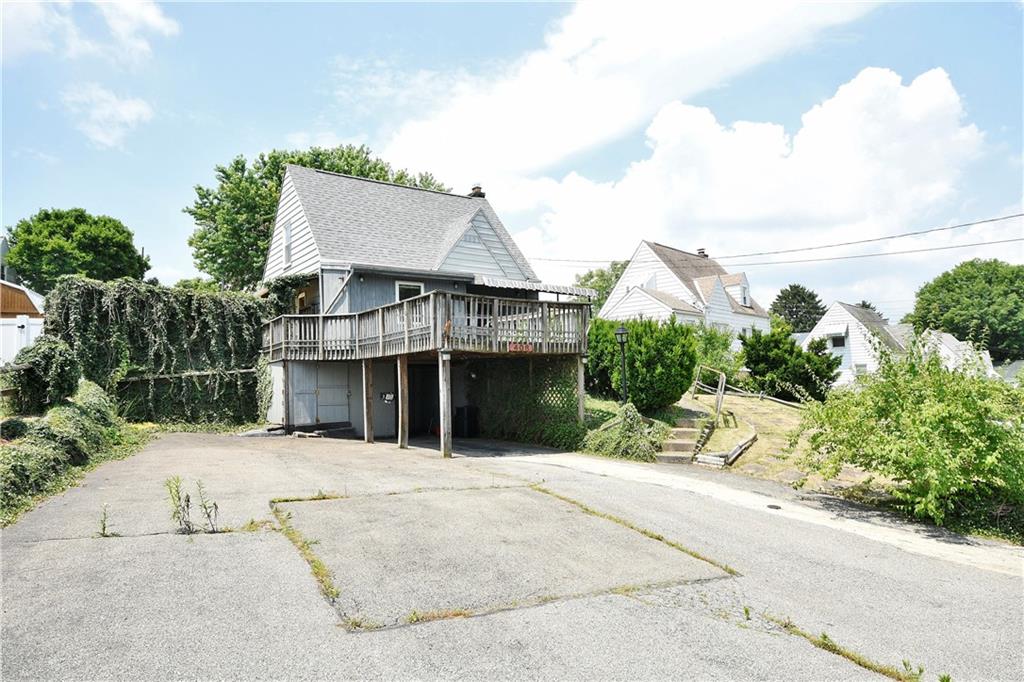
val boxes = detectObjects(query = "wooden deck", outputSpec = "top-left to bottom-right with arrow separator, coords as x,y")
262,291 -> 590,361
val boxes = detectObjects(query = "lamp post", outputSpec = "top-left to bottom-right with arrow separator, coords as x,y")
614,324 -> 628,404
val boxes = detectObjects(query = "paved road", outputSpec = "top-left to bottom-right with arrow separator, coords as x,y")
2,433 -> 1021,680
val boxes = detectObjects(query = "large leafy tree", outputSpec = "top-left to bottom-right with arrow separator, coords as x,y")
185,145 -> 449,290
575,260 -> 629,311
903,259 -> 1024,362
769,283 -> 827,333
5,208 -> 149,294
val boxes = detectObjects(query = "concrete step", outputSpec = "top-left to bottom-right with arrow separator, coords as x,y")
675,417 -> 701,429
696,453 -> 727,468
662,439 -> 696,453
671,427 -> 699,438
656,453 -> 693,464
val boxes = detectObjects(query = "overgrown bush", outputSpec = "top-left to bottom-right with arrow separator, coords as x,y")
583,403 -> 667,462
793,336 -> 1024,527
1,417 -> 31,440
44,276 -> 265,422
0,381 -> 127,522
740,317 -> 840,402
5,336 -> 81,415
693,324 -> 744,383
587,317 -> 697,414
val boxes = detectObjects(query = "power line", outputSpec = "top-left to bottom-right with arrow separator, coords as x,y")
527,212 -> 1023,264
726,237 -> 1023,267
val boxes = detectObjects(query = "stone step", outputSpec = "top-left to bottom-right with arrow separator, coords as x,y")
671,427 -> 699,438
662,439 -> 696,452
656,453 -> 693,464
675,417 -> 701,429
696,453 -> 727,468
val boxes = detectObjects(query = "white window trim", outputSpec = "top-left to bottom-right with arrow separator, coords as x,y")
394,280 -> 424,302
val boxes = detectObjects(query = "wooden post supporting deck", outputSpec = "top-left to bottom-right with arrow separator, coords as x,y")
397,355 -> 409,449
438,350 -> 452,458
362,358 -> 374,443
577,355 -> 586,424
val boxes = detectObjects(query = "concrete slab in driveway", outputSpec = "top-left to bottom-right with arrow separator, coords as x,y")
280,485 -> 727,627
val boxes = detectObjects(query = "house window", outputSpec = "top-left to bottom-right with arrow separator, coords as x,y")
830,335 -> 846,348
282,220 -> 292,266
740,286 -> 749,306
395,281 -> 424,302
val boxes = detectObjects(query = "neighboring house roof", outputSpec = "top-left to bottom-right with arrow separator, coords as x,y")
638,288 -> 703,315
692,274 -> 768,318
836,301 -> 904,351
1,279 -> 44,317
285,164 -> 537,280
645,241 -> 727,300
995,359 -> 1023,382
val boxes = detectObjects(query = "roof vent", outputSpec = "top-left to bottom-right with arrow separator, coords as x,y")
469,184 -> 486,198
697,248 -> 708,258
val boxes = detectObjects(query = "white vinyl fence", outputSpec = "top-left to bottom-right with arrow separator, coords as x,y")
1,316 -> 44,364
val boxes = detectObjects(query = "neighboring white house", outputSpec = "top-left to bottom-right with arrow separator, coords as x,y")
802,301 -> 997,385
599,241 -> 770,337
1,279 -> 45,364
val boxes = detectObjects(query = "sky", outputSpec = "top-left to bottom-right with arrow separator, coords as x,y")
2,1 -> 1022,321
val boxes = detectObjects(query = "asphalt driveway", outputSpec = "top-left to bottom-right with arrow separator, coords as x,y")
2,433 -> 1021,680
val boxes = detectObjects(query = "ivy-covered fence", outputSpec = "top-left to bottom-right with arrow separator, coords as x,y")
466,357 -> 585,449
44,277 -> 266,423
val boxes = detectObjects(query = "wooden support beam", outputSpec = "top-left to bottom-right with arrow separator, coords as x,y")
438,351 -> 452,458
362,358 -> 374,443
397,355 -> 409,449
577,355 -> 586,424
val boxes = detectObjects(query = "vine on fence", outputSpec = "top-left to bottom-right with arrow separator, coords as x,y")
43,276 -> 266,422
466,357 -> 584,449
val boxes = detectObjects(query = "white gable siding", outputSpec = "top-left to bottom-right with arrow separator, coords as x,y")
603,287 -> 673,322
600,242 -> 700,317
440,213 -> 527,280
699,279 -> 770,337
263,172 -> 320,281
803,304 -> 878,385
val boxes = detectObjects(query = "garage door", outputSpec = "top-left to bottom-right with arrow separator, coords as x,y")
289,363 -> 351,426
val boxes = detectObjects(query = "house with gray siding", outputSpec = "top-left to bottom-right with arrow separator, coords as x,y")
599,241 -> 770,337
261,165 -> 594,455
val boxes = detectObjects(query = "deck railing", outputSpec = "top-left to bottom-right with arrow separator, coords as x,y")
262,291 -> 590,362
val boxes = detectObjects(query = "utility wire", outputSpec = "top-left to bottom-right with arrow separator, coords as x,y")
528,212 -> 1023,264
727,237 -> 1024,267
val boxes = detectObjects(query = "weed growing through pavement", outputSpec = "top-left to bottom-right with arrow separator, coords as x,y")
405,609 -> 472,624
165,476 -> 194,534
743,605 -> 751,621
196,480 -> 219,533
271,505 -> 340,601
766,614 -> 925,681
97,503 -> 118,537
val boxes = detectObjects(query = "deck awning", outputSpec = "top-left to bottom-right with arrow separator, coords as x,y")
473,275 -> 597,298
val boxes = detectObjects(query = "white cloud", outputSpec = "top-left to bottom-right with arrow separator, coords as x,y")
62,83 -> 154,148
380,2 -> 873,188
515,67 -> 998,319
284,130 -> 365,149
1,1 -> 178,65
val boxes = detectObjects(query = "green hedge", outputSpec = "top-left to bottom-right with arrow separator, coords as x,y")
587,318 -> 697,414
740,317 -> 840,402
5,336 -> 81,415
1,381 -> 125,520
466,357 -> 585,449
43,276 -> 265,423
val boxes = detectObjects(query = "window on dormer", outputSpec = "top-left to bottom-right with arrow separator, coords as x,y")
740,285 -> 749,306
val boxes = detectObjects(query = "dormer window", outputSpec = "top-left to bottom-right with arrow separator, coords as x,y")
830,335 -> 846,348
282,220 -> 292,266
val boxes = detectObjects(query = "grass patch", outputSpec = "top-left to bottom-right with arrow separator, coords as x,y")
405,608 -> 472,624
137,421 -> 268,434
239,517 -> 275,532
270,504 -> 340,602
766,614 -> 931,681
269,490 -> 347,504
530,484 -> 739,576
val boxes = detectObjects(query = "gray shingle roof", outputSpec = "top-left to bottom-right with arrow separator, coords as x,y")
837,302 -> 904,351
286,164 -> 537,279
645,242 -> 726,300
639,288 -> 702,314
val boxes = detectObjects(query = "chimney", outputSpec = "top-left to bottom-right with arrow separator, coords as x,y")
697,248 -> 708,258
468,184 -> 486,198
